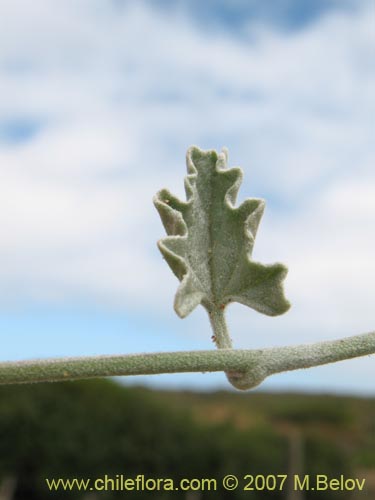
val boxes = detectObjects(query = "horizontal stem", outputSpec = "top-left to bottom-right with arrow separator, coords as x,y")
0,331 -> 374,390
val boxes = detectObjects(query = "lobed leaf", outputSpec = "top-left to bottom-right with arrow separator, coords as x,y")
154,146 -> 290,318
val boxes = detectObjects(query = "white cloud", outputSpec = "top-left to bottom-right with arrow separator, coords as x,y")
0,0 -> 373,390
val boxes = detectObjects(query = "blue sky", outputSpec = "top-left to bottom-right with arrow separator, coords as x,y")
0,0 -> 374,394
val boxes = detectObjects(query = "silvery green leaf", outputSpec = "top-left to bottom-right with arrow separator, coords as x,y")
154,146 -> 290,319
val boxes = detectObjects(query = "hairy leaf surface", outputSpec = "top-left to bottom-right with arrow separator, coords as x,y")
154,146 -> 290,318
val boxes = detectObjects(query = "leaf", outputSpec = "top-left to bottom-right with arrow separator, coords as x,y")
154,146 -> 290,318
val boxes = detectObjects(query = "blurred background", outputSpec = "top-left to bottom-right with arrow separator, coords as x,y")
0,0 -> 374,498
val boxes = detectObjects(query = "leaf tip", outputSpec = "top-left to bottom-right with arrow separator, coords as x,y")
174,276 -> 204,318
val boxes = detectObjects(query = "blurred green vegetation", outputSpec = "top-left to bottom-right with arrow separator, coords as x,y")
0,380 -> 373,499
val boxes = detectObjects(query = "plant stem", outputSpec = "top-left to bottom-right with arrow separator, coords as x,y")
0,331 -> 373,389
207,307 -> 233,349
207,305 -> 260,387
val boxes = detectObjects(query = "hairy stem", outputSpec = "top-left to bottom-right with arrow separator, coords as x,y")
0,331 -> 373,389
207,305 -> 262,388
207,307 -> 233,349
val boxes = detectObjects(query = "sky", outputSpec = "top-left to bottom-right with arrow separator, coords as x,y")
0,0 -> 374,394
